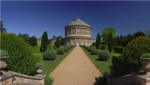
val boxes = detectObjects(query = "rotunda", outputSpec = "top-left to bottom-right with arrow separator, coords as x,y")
64,19 -> 94,46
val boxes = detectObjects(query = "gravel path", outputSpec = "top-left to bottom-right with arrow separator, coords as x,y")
50,47 -> 101,85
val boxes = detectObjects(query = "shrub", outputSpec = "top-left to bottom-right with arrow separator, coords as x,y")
90,48 -> 98,55
141,53 -> 150,58
36,61 -> 43,69
101,45 -> 108,50
122,36 -> 150,73
44,75 -> 52,85
99,50 -> 110,61
111,55 -> 129,77
0,49 -> 9,57
43,50 -> 56,60
114,46 -> 124,54
34,53 -> 43,69
57,46 -> 65,54
87,47 -> 92,52
1,32 -> 37,75
64,46 -> 69,52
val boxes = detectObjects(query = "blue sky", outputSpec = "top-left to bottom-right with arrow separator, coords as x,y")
1,1 -> 150,38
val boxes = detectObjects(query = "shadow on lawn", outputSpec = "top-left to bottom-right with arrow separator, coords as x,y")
95,59 -> 100,61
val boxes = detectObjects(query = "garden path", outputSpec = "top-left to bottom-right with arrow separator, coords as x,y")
50,47 -> 101,85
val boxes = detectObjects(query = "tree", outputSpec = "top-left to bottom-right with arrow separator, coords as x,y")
54,38 -> 61,49
102,27 -> 115,45
0,21 -> 7,32
29,36 -> 37,46
133,31 -> 146,38
96,33 -> 101,49
108,32 -> 113,52
122,36 -> 150,73
1,33 -> 37,75
18,33 -> 30,44
40,31 -> 48,52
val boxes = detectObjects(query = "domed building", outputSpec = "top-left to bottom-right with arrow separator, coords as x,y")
64,19 -> 94,46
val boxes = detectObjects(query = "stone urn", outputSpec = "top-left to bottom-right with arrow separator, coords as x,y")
140,58 -> 150,73
0,57 -> 8,70
36,69 -> 43,74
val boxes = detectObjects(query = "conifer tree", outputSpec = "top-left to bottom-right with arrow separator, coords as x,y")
54,38 -> 61,49
40,31 -> 48,52
96,33 -> 101,49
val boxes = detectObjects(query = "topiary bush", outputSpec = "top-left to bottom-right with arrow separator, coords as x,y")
64,46 -> 69,52
90,47 -> 98,55
57,46 -> 65,54
122,36 -> 150,73
99,50 -> 110,61
0,32 -> 37,75
43,50 -> 56,60
114,46 -> 124,54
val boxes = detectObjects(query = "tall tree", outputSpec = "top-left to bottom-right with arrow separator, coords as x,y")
54,38 -> 61,49
96,33 -> 101,49
102,27 -> 115,45
0,21 -> 7,32
108,32 -> 113,52
29,36 -> 37,46
40,31 -> 48,52
18,33 -> 30,44
133,31 -> 146,38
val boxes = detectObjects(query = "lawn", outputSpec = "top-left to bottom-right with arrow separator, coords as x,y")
42,48 -> 73,75
30,45 -> 54,53
82,48 -> 121,74
30,45 -> 73,75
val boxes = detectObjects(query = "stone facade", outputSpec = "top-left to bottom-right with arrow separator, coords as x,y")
65,19 -> 94,46
0,71 -> 45,85
108,72 -> 150,85
37,37 -> 42,46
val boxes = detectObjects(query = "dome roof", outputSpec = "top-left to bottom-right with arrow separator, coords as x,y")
66,19 -> 91,28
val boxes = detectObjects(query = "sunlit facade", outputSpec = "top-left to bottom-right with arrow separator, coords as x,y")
65,19 -> 94,46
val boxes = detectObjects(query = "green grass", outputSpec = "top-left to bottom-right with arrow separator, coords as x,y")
30,45 -> 54,53
82,48 -> 121,74
30,45 -> 73,75
42,48 -> 73,75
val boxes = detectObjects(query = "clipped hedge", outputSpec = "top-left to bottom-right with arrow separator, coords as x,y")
43,50 -> 56,60
90,47 -> 98,55
57,46 -> 65,54
99,50 -> 110,61
114,46 -> 124,54
0,32 -> 37,75
122,36 -> 150,72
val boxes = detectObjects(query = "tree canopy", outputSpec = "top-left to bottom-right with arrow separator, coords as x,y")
0,21 -> 7,32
